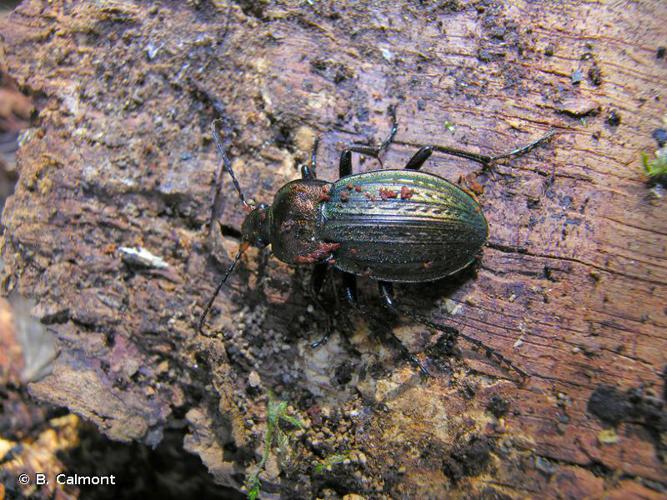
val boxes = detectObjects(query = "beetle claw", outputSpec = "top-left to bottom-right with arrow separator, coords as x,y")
415,358 -> 432,377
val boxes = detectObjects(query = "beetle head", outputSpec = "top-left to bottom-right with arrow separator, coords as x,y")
241,202 -> 271,248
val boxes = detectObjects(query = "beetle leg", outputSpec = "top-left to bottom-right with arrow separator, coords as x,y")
347,144 -> 378,157
378,281 -> 528,381
348,123 -> 398,160
338,274 -> 428,376
302,137 -> 320,180
301,164 -> 316,180
405,146 -> 433,170
486,129 -> 556,163
309,263 -> 333,348
377,281 -> 431,377
342,272 -> 358,305
311,271 -> 356,348
379,105 -> 399,154
311,136 -> 319,171
431,129 -> 556,167
341,106 -> 399,174
339,150 -> 353,178
311,262 -> 328,297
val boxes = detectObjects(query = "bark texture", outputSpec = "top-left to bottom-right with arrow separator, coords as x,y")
1,0 -> 666,497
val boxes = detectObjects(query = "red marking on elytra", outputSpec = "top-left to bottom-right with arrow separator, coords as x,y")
400,186 -> 415,199
294,242 -> 342,264
379,187 -> 398,200
458,174 -> 484,196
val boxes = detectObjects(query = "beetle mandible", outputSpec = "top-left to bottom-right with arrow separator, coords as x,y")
200,108 -> 555,378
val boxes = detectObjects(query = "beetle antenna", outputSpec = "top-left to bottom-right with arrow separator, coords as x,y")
211,119 -> 249,208
198,242 -> 249,335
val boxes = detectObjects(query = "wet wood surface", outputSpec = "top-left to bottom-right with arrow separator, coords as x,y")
1,0 -> 666,497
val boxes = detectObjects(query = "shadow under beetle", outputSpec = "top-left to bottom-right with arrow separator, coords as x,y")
199,109 -> 555,379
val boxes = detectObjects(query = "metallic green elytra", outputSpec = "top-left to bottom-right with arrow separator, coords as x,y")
240,169 -> 487,283
319,170 -> 488,282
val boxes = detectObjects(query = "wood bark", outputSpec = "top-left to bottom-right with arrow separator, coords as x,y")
1,0 -> 666,497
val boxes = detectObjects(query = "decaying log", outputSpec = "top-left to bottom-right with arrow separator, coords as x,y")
1,0 -> 666,497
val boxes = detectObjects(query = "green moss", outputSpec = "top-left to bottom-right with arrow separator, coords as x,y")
245,394 -> 304,499
642,147 -> 667,185
314,453 -> 351,474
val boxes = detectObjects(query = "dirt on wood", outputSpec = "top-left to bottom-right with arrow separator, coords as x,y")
1,0 -> 666,498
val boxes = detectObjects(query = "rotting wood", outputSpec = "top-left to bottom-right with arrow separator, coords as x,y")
1,0 -> 666,497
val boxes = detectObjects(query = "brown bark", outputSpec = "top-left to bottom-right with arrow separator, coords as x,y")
1,0 -> 666,497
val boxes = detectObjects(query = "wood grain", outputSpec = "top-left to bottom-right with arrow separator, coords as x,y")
1,0 -> 665,497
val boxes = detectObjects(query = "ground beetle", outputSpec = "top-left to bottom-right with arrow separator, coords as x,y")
199,109 -> 554,378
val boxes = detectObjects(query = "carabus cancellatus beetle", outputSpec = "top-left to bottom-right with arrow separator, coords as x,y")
200,109 -> 554,378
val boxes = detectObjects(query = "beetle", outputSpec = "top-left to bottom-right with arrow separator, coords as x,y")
199,109 -> 554,378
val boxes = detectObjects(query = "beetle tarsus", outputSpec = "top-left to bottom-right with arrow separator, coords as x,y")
342,272 -> 358,305
431,129 -> 557,167
338,277 -> 432,376
341,106 -> 399,174
413,355 -> 432,377
300,136 -> 320,180
374,281 -> 432,377
310,136 -> 320,173
487,129 -> 557,163
310,337 -> 328,349
379,104 -> 398,153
